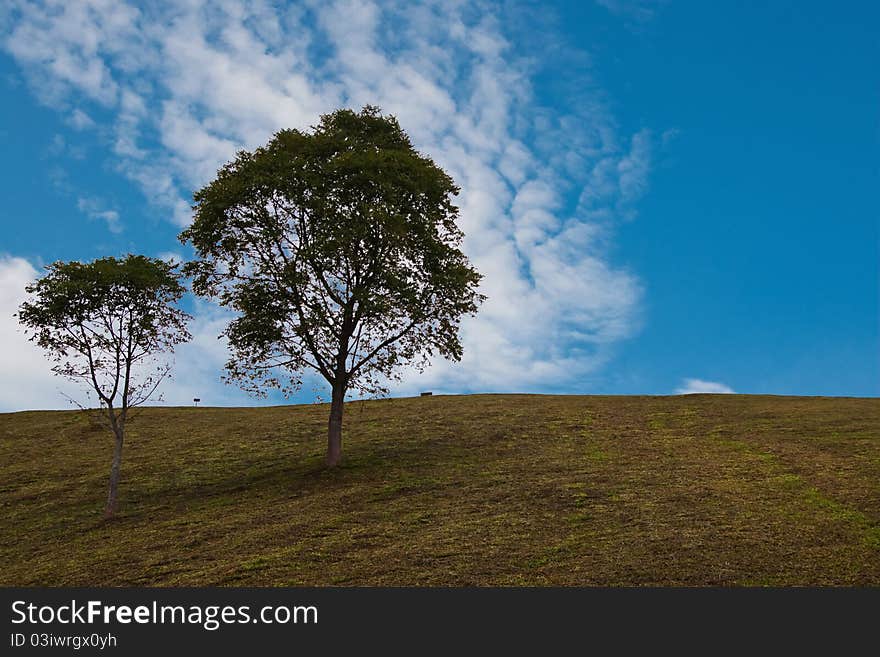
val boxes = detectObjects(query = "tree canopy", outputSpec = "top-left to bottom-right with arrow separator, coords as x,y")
180,106 -> 483,465
18,254 -> 191,515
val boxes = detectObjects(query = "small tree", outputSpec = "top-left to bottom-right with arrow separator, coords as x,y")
18,255 -> 191,517
181,106 -> 483,466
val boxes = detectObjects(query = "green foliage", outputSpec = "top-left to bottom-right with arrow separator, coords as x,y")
18,255 -> 191,410
180,106 -> 484,397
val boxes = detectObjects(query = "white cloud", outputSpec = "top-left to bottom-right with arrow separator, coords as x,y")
157,251 -> 184,265
152,299 -> 260,407
67,108 -> 95,130
1,0 -> 656,402
46,133 -> 86,160
675,378 -> 735,395
77,196 -> 122,233
0,256 -> 84,412
595,0 -> 663,24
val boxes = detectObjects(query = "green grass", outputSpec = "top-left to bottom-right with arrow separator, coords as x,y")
1,394 -> 878,586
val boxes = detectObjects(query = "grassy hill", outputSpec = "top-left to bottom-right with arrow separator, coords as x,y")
1,394 -> 878,586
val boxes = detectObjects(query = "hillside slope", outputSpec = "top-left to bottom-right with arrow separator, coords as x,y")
1,394 -> 878,586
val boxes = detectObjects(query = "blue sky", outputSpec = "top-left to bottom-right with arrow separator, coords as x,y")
0,0 -> 876,410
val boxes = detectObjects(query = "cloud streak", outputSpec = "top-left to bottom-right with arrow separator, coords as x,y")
675,378 -> 735,395
1,0 -> 653,407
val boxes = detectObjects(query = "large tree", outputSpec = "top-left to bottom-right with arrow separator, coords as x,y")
181,106 -> 483,466
18,255 -> 191,517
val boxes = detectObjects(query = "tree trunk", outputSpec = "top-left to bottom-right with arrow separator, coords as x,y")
105,426 -> 124,518
326,384 -> 345,467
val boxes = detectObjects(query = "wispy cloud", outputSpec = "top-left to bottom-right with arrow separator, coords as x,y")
76,196 -> 122,233
46,133 -> 85,160
595,0 -> 664,24
675,378 -> 735,395
2,0 -> 655,404
67,108 -> 95,130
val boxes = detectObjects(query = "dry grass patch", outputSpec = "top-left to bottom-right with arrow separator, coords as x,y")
0,394 -> 877,585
